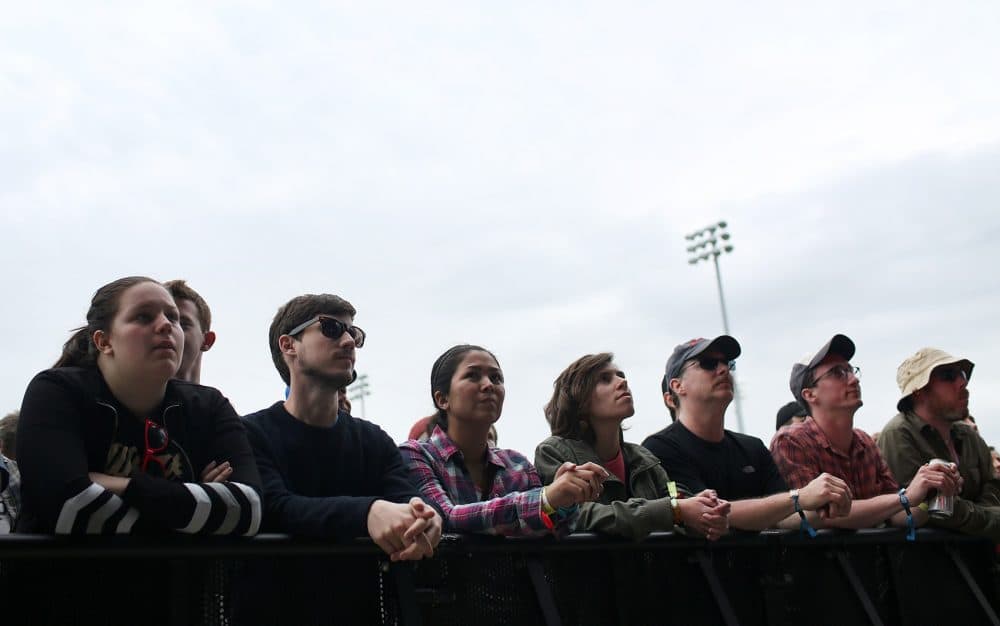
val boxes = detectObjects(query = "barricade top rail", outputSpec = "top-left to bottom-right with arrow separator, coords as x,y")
0,527 -> 988,560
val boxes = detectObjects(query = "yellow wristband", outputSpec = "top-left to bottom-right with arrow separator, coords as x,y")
667,481 -> 679,499
541,487 -> 557,515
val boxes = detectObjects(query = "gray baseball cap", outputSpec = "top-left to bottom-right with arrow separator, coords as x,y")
789,334 -> 856,405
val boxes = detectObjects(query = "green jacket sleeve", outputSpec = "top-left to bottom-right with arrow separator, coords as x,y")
534,438 -> 675,541
876,424 -> 923,488
533,438 -> 571,485
932,434 -> 1000,541
930,499 -> 1000,541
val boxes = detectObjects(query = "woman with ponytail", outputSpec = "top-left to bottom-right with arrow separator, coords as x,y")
535,353 -> 731,540
17,277 -> 262,535
399,345 -> 607,536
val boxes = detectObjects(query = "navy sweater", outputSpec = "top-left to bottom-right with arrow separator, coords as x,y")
243,402 -> 418,538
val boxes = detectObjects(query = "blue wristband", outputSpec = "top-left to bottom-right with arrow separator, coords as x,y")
555,504 -> 579,519
898,488 -> 915,541
791,489 -> 817,538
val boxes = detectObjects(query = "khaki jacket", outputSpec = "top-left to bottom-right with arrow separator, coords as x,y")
534,436 -> 679,540
878,411 -> 1000,541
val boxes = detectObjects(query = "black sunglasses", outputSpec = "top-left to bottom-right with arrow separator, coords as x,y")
287,315 -> 366,348
690,357 -> 736,373
933,367 -> 968,383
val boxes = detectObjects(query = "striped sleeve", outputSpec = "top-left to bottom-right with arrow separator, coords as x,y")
54,483 -> 140,535
54,480 -> 262,535
123,474 -> 262,536
174,481 -> 262,536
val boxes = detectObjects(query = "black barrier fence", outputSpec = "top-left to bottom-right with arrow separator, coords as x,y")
1,528 -> 998,626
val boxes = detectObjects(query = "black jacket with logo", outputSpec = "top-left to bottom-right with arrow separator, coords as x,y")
16,366 -> 262,535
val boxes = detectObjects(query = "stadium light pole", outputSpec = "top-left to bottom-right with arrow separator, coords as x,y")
685,221 -> 744,433
349,373 -> 371,419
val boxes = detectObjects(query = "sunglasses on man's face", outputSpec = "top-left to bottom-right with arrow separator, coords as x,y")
286,315 -> 366,348
933,367 -> 968,383
689,357 -> 736,373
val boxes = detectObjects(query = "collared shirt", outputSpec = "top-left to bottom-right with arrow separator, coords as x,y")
399,425 -> 573,536
770,417 -> 897,499
878,411 -> 1000,540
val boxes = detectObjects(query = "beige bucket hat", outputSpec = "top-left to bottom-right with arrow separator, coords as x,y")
896,348 -> 974,411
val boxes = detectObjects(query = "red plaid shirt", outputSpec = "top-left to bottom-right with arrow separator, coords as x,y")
770,417 -> 898,499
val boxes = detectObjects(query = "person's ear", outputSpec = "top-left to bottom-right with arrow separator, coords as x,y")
93,330 -> 113,355
433,390 -> 449,412
279,334 -> 296,356
669,378 -> 684,397
201,331 -> 216,352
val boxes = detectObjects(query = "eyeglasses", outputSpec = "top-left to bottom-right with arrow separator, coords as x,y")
286,315 -> 366,348
811,364 -> 860,386
688,357 -> 736,373
142,418 -> 169,475
933,367 -> 968,383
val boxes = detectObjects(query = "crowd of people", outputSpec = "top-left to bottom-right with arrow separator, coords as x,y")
1,276 -> 997,558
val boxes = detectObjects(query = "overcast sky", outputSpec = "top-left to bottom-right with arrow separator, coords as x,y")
2,3 -> 999,459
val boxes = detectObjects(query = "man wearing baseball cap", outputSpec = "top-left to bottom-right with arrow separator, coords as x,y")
772,335 -> 959,532
877,348 -> 1000,540
643,336 -> 852,531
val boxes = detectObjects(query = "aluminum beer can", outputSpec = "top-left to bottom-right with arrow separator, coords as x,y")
927,458 -> 955,518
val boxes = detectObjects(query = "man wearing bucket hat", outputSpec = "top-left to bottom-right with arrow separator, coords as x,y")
772,335 -> 959,532
643,336 -> 852,531
877,348 -> 1000,540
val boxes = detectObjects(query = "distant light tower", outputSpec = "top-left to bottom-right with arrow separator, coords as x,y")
685,221 -> 744,433
349,373 -> 371,419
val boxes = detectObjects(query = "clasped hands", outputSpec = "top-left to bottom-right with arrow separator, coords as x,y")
367,497 -> 443,562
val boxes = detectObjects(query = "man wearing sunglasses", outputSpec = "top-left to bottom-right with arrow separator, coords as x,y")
877,348 -> 1000,540
243,294 -> 442,559
643,336 -> 851,533
772,335 -> 959,533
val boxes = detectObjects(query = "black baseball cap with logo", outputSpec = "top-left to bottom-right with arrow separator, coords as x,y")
664,335 -> 742,382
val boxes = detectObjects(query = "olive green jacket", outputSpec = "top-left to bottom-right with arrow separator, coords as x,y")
534,436 -> 680,540
878,411 -> 1000,541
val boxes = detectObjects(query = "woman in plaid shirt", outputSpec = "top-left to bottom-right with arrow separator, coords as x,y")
399,345 -> 606,536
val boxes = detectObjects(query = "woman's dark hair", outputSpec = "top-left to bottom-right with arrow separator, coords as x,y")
54,276 -> 159,368
427,344 -> 499,437
544,352 -> 615,444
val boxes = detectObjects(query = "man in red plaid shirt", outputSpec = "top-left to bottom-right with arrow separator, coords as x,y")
771,334 -> 959,529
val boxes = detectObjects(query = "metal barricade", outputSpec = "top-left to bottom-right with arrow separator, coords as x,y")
1,529 -> 997,626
